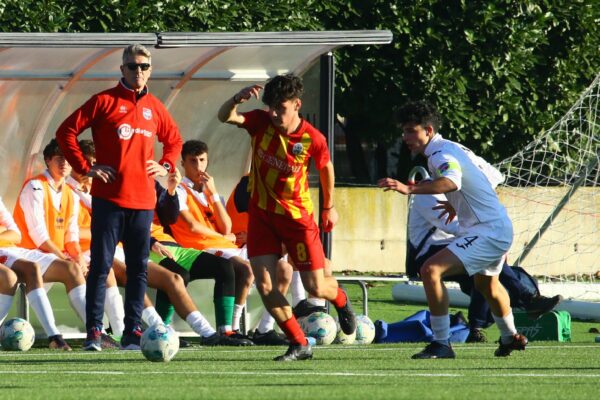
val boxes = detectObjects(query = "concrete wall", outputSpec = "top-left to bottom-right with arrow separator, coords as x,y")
324,187 -> 600,276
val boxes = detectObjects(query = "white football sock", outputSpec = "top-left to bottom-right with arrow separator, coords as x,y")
291,271 -> 306,307
27,288 -> 60,337
493,312 -> 517,344
430,314 -> 450,342
141,306 -> 164,328
232,304 -> 244,331
256,309 -> 276,334
0,293 -> 14,326
186,311 -> 216,337
67,284 -> 86,323
104,286 -> 125,337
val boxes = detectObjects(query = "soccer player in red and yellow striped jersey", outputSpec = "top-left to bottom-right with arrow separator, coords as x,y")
218,73 -> 356,361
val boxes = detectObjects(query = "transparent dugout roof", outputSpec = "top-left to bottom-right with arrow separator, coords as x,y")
0,31 -> 392,207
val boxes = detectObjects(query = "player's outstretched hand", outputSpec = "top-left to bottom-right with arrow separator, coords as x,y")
321,207 -> 338,232
146,160 -> 168,178
432,200 -> 456,224
87,164 -> 116,183
377,177 -> 411,195
152,241 -> 174,259
234,84 -> 263,104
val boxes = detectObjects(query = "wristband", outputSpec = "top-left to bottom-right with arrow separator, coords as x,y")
322,205 -> 334,210
212,193 -> 221,202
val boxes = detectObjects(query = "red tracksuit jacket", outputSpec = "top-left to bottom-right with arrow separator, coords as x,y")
56,80 -> 183,210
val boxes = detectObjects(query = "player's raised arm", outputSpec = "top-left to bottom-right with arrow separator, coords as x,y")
217,84 -> 263,126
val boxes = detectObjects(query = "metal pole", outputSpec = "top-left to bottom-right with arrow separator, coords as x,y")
319,52 -> 335,259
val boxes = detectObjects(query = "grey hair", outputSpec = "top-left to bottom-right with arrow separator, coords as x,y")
122,44 -> 152,64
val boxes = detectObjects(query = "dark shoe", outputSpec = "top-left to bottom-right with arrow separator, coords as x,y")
494,333 -> 528,357
252,330 -> 289,346
200,333 -> 254,346
120,327 -> 142,350
333,291 -> 357,335
179,337 -> 192,348
293,299 -> 326,318
100,333 -> 119,349
466,328 -> 487,343
48,335 -> 72,351
450,311 -> 467,326
524,294 -> 563,319
412,342 -> 456,359
273,343 -> 313,361
83,326 -> 102,352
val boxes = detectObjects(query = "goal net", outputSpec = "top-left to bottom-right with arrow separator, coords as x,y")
496,73 -> 600,282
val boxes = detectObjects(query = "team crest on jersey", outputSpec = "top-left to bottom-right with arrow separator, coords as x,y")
142,107 -> 152,120
291,142 -> 304,156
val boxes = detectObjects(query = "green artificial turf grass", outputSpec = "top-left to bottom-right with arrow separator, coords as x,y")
2,283 -> 600,400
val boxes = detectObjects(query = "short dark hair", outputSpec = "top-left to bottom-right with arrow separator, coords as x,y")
396,101 -> 442,132
181,140 -> 208,159
43,139 -> 63,161
78,140 -> 95,158
262,74 -> 303,107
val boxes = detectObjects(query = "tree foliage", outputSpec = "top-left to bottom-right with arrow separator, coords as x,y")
0,0 -> 598,180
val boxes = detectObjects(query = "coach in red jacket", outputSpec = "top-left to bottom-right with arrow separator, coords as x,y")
56,44 -> 183,351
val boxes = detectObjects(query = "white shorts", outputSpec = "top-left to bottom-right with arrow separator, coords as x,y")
447,219 -> 513,276
84,245 -> 126,264
0,247 -> 59,276
204,246 -> 248,261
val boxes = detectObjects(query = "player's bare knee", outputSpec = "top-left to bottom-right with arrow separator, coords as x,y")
64,260 -> 85,286
20,262 -> 42,288
0,268 -> 18,292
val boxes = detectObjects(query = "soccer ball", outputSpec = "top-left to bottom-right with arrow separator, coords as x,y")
140,323 -> 179,362
333,318 -> 356,345
0,317 -> 35,351
300,312 -> 337,345
354,315 -> 376,345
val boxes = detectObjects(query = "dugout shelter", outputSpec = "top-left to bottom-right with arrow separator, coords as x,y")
0,31 -> 392,334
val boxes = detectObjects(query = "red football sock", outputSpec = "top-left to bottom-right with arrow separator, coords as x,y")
279,317 -> 308,346
330,287 -> 347,309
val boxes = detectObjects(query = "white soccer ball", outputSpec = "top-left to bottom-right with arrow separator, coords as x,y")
300,312 -> 337,345
334,318 -> 356,345
354,315 -> 376,345
0,317 -> 35,351
140,323 -> 179,362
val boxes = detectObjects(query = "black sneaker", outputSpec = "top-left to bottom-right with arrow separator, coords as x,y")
179,337 -> 192,348
333,290 -> 357,335
524,294 -> 563,319
200,333 -> 254,346
120,327 -> 142,350
252,330 -> 289,346
83,326 -> 102,352
412,342 -> 456,359
273,343 -> 313,361
48,334 -> 72,351
100,333 -> 119,349
293,299 -> 326,318
494,333 -> 528,357
466,328 -> 487,343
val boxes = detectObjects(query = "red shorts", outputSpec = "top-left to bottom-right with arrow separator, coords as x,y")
247,204 -> 325,271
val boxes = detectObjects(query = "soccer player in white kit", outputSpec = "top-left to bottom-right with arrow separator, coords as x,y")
378,101 -> 527,358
